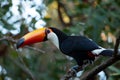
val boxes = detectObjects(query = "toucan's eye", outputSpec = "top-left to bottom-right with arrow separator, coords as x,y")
46,29 -> 50,34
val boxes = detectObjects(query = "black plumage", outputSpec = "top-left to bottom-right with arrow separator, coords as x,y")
49,27 -> 110,66
60,36 -> 99,65
16,27 -> 115,74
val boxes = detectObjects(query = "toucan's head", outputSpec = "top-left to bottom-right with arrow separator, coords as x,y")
16,27 -> 53,49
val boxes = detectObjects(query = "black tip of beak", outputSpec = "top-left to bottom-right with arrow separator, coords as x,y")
16,38 -> 24,49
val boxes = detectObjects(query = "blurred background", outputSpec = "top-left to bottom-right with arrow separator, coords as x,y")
0,0 -> 120,80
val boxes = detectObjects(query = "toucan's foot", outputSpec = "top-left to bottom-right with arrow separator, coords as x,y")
69,65 -> 83,77
64,65 -> 83,79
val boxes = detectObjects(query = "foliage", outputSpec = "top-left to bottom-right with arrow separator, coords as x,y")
0,0 -> 120,80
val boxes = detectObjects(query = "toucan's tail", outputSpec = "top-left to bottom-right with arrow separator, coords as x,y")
92,48 -> 120,57
92,47 -> 114,57
100,50 -> 114,57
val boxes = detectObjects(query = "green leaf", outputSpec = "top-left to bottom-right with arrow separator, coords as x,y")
108,66 -> 120,73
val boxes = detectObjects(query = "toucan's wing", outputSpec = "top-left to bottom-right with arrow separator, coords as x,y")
72,36 -> 99,51
60,36 -> 99,54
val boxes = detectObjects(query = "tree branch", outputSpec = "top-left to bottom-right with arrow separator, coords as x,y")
0,36 -> 45,53
25,46 -> 45,53
0,36 -> 47,80
6,54 -> 36,80
0,36 -> 17,43
57,0 -> 73,26
80,35 -> 120,80
80,56 -> 120,80
114,35 -> 120,57
0,36 -> 46,79
62,35 -> 120,80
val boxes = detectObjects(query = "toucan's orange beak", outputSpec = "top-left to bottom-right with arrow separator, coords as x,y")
16,28 -> 47,48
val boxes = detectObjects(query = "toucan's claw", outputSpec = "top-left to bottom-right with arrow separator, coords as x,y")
69,65 -> 83,77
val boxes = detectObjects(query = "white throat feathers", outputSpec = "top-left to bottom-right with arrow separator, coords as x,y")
47,32 -> 60,49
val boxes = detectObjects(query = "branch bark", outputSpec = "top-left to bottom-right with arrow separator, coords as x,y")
0,36 -> 46,79
113,35 -> 120,57
80,56 -> 120,80
0,36 -> 45,53
80,35 -> 120,80
57,0 -> 73,26
6,55 -> 36,80
62,35 -> 120,80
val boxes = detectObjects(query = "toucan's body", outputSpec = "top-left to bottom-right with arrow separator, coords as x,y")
60,36 -> 97,65
49,28 -> 98,65
16,27 -> 114,72
47,28 -> 114,66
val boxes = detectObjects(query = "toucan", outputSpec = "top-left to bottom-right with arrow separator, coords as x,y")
16,27 -> 115,74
